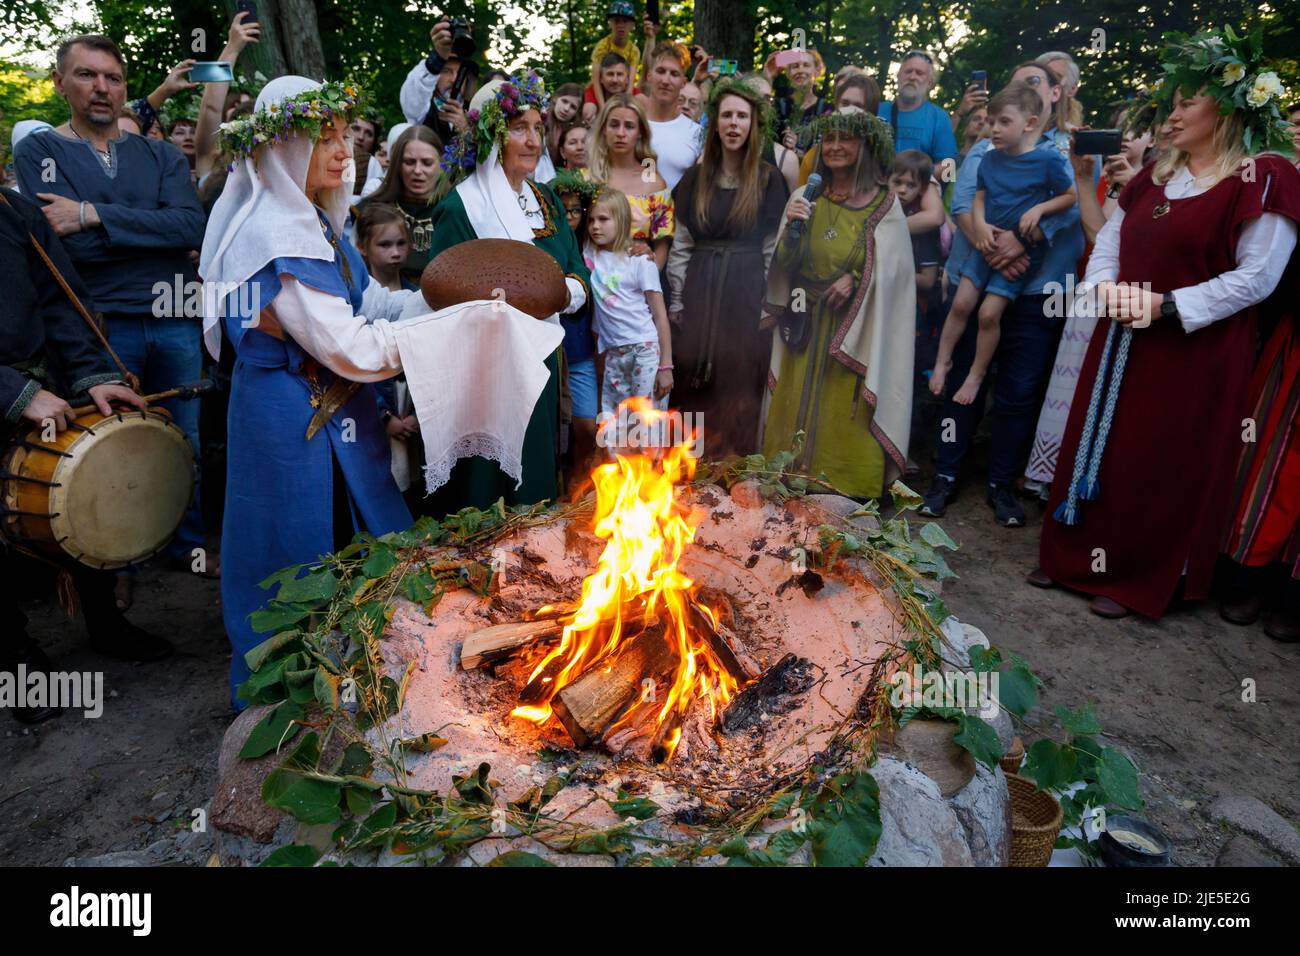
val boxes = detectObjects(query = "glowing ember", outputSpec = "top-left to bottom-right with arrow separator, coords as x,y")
512,398 -> 741,760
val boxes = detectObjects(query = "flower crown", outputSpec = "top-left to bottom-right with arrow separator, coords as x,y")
217,80 -> 363,163
1153,25 -> 1291,154
440,71 -> 550,182
802,107 -> 896,171
548,168 -> 601,206
703,76 -> 777,144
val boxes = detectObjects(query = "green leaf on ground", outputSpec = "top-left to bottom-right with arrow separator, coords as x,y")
952,712 -> 1002,770
609,790 -> 660,820
1056,702 -> 1102,736
259,844 -> 321,867
1022,738 -> 1079,791
810,771 -> 882,867
237,700 -> 305,759
1097,748 -> 1143,810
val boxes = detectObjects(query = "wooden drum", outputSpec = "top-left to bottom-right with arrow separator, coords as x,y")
1,407 -> 196,569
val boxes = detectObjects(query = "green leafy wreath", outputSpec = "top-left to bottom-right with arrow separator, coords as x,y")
1153,24 -> 1292,154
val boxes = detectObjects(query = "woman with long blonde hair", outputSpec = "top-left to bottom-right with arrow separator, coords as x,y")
584,92 -> 674,269
1035,27 -> 1300,621
665,77 -> 789,455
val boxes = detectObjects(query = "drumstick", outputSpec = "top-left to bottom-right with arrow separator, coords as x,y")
68,379 -> 215,417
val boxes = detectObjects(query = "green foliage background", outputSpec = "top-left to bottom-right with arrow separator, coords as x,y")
3,0 -> 1298,160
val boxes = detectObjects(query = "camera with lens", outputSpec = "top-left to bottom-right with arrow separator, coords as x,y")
448,17 -> 476,58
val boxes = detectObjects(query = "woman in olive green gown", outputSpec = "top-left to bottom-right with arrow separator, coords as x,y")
761,108 -> 915,499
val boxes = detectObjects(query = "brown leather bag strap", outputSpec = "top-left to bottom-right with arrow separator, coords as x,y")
0,190 -> 141,392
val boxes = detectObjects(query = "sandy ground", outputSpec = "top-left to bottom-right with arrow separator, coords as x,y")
2,438 -> 1297,866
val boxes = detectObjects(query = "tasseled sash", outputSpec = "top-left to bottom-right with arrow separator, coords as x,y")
1053,320 -> 1134,526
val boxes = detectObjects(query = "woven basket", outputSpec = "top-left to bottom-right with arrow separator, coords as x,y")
1007,773 -> 1062,867
1000,736 -> 1025,776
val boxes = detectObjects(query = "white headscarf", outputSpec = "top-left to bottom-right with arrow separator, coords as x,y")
453,80 -> 540,242
198,76 -> 355,358
365,121 -> 410,186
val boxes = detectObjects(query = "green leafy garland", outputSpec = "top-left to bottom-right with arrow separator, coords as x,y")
217,80 -> 363,166
702,75 -> 778,145
237,441 -> 1141,867
799,107 -> 896,172
1153,24 -> 1292,154
547,168 -> 602,207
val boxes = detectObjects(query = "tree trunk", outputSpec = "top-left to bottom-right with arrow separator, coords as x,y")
221,0 -> 288,81
693,0 -> 757,70
875,14 -> 893,93
277,0 -> 327,80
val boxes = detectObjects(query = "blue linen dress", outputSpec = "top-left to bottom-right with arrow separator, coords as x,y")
219,214 -> 411,703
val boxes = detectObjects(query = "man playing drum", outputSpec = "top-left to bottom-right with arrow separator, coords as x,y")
1,186 -> 171,724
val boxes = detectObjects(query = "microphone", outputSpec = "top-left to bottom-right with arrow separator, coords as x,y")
789,173 -> 822,243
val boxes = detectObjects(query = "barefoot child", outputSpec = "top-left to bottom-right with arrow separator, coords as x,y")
585,187 -> 673,442
930,83 -> 1075,405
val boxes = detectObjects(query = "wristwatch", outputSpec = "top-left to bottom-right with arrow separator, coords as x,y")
1160,292 -> 1179,321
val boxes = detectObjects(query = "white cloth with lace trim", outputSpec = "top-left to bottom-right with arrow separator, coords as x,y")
392,299 -> 564,494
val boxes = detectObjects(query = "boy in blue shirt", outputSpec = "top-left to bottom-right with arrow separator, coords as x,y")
930,82 -> 1074,405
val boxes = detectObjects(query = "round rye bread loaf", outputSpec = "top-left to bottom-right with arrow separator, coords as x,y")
419,238 -> 568,319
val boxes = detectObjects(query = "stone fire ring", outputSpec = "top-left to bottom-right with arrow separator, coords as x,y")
212,481 -> 1014,866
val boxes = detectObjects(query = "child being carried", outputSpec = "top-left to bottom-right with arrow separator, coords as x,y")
930,82 -> 1076,405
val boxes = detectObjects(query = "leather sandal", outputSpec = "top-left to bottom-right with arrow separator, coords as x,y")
1088,595 -> 1129,619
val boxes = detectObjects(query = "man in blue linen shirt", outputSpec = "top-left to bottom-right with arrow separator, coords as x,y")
16,34 -> 210,570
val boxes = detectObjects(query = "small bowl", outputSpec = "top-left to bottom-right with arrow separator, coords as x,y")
1097,814 -> 1173,867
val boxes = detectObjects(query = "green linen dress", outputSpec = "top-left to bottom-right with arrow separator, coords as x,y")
762,191 -> 888,498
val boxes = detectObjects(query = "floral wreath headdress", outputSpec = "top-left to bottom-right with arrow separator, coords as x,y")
440,71 -> 550,183
217,80 -> 363,166
802,106 -> 896,171
1152,25 -> 1291,154
703,75 -> 777,144
548,168 -> 601,207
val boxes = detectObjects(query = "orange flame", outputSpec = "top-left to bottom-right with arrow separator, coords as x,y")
512,398 -> 739,760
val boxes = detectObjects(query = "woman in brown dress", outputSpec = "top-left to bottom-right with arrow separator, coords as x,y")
666,77 -> 788,456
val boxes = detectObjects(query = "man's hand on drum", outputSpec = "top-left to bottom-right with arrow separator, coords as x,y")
88,382 -> 148,416
21,389 -> 74,431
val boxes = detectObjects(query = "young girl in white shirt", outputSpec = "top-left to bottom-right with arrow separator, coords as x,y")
585,187 -> 674,422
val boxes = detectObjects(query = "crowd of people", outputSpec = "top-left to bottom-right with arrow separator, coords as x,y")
3,3 -> 1300,723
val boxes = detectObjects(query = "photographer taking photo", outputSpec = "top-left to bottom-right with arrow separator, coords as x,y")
400,16 -> 479,144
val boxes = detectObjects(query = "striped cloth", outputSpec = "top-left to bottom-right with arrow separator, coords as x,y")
1224,317 -> 1300,580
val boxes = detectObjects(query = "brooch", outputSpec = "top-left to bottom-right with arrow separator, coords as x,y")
1151,202 -> 1171,219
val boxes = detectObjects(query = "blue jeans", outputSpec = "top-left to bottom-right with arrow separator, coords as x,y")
934,291 -> 1063,487
105,314 -> 205,557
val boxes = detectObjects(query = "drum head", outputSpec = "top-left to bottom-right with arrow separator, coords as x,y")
49,412 -> 196,568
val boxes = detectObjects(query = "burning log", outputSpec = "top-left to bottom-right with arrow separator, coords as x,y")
516,607 -> 655,704
552,627 -> 678,748
719,653 -> 815,735
459,619 -> 566,670
687,600 -> 760,683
